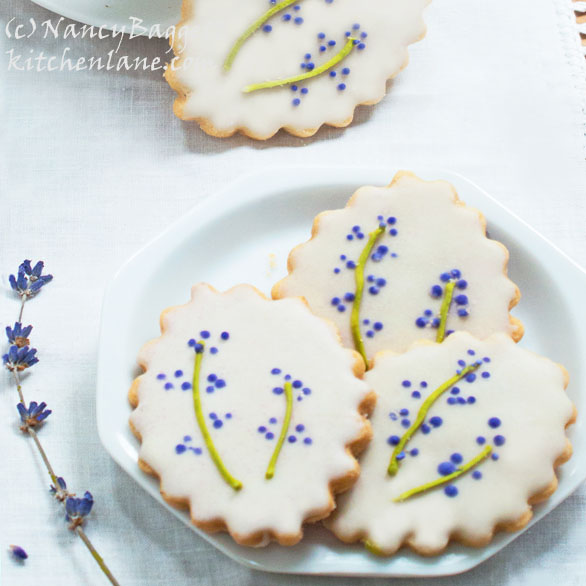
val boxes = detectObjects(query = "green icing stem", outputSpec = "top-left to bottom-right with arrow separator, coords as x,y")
223,0 -> 303,71
192,341 -> 243,491
387,363 -> 481,476
351,224 -> 386,367
243,37 -> 356,93
436,281 -> 455,343
265,381 -> 293,479
393,445 -> 493,502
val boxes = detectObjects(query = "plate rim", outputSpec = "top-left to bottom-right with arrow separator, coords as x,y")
96,166 -> 586,577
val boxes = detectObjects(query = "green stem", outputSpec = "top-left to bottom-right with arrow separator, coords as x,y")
393,445 -> 492,502
387,363 -> 481,476
351,224 -> 386,367
243,37 -> 356,93
192,341 -> 242,490
76,528 -> 121,586
436,281 -> 455,343
224,0 -> 304,71
265,381 -> 293,479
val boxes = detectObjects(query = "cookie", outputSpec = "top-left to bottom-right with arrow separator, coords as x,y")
128,284 -> 375,546
165,0 -> 430,139
273,171 -> 523,364
325,332 -> 576,556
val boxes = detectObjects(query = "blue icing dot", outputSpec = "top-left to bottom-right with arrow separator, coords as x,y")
373,322 -> 383,331
411,391 -> 421,399
288,435 -> 297,443
271,368 -> 281,375
421,381 -> 428,388
421,424 -> 431,434
210,347 -> 218,354
258,426 -> 267,433
209,412 -> 217,420
457,397 -> 466,405
416,317 -> 427,328
295,424 -> 305,432
366,330 -> 374,338
164,382 -> 173,390
181,382 -> 191,391
183,435 -> 191,442
207,374 -> 217,382
266,432 -> 274,440
431,285 -> 443,298
200,330 -> 210,339
438,462 -> 456,476
450,453 -> 463,464
221,331 -> 230,340
175,444 -> 186,454
401,419 -> 410,428
304,437 -> 312,445
337,305 -> 346,313
387,435 -> 400,445
193,447 -> 202,455
450,387 -> 460,395
472,470 -> 482,480
206,386 -> 214,393
213,420 -> 223,429
494,435 -> 506,446
399,408 -> 409,416
491,453 -> 499,461
458,359 -> 466,367
467,349 -> 476,356
476,436 -> 486,445
466,373 -> 477,383
273,387 -> 284,395
410,448 -> 419,456
157,373 -> 166,380
447,397 -> 457,405
429,416 -> 443,427
215,379 -> 226,389
488,417 -> 501,428
344,292 -> 355,302
402,380 -> 411,388
302,387 -> 311,395
292,380 -> 303,389
482,372 -> 490,379
444,485 -> 458,497
467,396 -> 476,404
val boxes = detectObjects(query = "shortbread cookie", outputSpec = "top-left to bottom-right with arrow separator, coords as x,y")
325,332 -> 575,556
273,171 -> 523,364
166,0 -> 430,139
129,284 -> 374,546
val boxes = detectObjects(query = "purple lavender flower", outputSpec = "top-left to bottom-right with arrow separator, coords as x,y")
66,492 -> 94,528
9,545 -> 28,561
17,401 -> 52,429
3,345 -> 39,371
3,345 -> 38,371
9,260 -> 53,299
5,322 -> 32,348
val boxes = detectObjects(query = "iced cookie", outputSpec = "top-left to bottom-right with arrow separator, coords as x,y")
129,284 -> 374,546
325,332 -> 575,556
273,171 -> 523,364
166,0 -> 430,139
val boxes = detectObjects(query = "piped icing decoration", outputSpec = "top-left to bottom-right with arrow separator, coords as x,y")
325,332 -> 574,555
415,269 -> 470,342
224,0 -> 306,71
167,1 -> 430,138
244,36 -> 357,93
273,172 -> 523,357
265,380 -> 293,479
387,360 -> 481,476
393,444 -> 492,502
350,222 -> 386,365
190,337 -> 243,490
129,284 -> 373,546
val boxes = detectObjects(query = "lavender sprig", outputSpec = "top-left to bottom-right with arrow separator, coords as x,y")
4,260 -> 120,586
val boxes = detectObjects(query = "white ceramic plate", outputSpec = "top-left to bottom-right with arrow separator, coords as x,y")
97,167 -> 586,577
31,0 -> 181,32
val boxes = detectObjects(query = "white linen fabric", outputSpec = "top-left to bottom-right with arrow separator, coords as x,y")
0,0 -> 585,584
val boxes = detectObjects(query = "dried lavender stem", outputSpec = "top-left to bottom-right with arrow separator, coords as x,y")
76,527 -> 121,586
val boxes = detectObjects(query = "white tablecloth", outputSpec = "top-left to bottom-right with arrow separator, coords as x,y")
1,0 -> 585,584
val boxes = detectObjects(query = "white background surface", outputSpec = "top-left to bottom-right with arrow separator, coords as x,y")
1,1 -> 585,585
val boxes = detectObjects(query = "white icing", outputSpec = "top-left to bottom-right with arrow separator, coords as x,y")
169,0 -> 430,137
274,172 -> 521,358
130,284 -> 371,544
326,332 -> 574,554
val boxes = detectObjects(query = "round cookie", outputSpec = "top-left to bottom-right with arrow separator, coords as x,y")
325,332 -> 575,556
273,171 -> 523,364
129,284 -> 375,546
166,0 -> 430,139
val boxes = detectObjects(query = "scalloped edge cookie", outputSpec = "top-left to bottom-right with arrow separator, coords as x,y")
128,283 -> 376,546
165,0 -> 431,140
